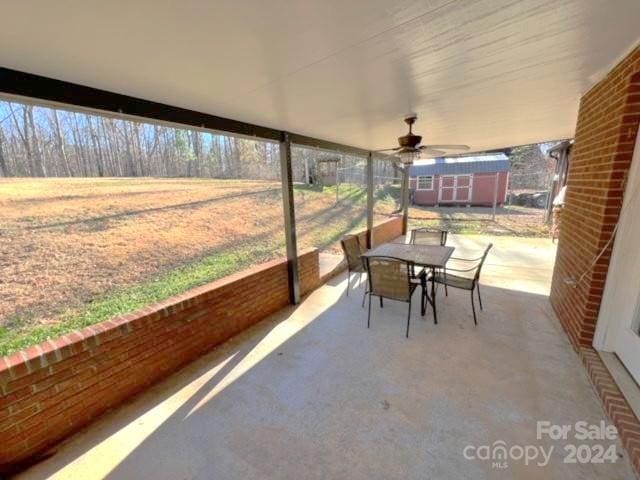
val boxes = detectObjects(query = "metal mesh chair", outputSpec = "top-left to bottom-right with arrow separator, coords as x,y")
340,235 -> 367,299
410,228 -> 448,246
410,228 -> 449,293
364,256 -> 419,338
434,244 -> 493,325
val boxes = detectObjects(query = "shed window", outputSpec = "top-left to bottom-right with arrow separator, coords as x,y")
417,175 -> 433,190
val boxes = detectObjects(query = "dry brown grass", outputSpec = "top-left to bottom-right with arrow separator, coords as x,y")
0,178 -> 548,355
0,178 -> 369,330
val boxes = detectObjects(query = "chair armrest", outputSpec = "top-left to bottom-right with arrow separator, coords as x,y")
443,266 -> 478,273
449,256 -> 483,262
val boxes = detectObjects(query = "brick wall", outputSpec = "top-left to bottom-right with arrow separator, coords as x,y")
0,248 -> 319,473
371,216 -> 403,246
347,216 -> 403,250
318,217 -> 403,283
579,347 -> 640,475
550,45 -> 640,347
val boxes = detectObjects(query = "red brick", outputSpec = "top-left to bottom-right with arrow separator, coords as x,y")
0,247 -> 323,473
551,45 -> 640,348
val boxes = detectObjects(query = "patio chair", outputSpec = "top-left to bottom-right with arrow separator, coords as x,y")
410,228 -> 448,246
433,244 -> 493,325
410,228 -> 449,291
364,256 -> 421,338
340,235 -> 367,300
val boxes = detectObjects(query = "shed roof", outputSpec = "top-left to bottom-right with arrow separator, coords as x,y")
409,154 -> 511,177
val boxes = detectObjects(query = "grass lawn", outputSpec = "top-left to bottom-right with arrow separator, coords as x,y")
0,241 -> 280,356
0,178 -> 546,356
0,178 -> 393,356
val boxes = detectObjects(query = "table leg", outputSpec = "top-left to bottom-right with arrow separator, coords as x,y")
431,266 -> 438,325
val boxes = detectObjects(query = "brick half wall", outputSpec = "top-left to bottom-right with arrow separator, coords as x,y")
550,45 -> 640,347
316,216 -> 403,284
343,216 -> 403,251
371,216 -> 404,246
0,248 -> 320,473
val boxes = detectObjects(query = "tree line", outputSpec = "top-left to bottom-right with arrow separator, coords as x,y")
0,100 -> 283,180
508,144 -> 554,190
0,99 -> 402,185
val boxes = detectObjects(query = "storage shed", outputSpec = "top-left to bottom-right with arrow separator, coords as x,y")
409,154 -> 511,206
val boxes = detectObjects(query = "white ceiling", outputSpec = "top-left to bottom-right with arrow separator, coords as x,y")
1,0 -> 639,152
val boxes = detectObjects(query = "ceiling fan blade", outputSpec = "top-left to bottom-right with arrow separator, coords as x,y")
373,147 -> 400,153
421,144 -> 470,151
419,148 -> 447,157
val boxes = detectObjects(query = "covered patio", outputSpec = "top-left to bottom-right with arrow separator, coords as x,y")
15,235 -> 636,479
2,1 -> 640,478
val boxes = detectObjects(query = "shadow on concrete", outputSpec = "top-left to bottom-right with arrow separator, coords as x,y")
20,277 -> 617,479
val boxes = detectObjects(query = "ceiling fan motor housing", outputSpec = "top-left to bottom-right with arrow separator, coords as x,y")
375,114 -> 467,156
397,133 -> 422,151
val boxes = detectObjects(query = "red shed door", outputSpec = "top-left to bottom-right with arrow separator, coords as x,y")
439,176 -> 455,202
439,175 -> 472,203
455,175 -> 472,202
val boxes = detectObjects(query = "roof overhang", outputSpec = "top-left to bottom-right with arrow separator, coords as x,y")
1,1 -> 639,152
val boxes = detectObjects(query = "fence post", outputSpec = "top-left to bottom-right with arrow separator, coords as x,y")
336,164 -> 340,203
402,168 -> 409,235
279,132 -> 300,304
304,156 -> 309,185
367,152 -> 374,248
492,172 -> 499,221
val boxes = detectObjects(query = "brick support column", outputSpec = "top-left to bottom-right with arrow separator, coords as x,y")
550,46 -> 640,347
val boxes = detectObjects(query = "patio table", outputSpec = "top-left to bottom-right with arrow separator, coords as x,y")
362,243 -> 454,323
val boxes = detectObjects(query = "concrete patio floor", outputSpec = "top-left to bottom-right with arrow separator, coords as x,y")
17,235 -> 637,479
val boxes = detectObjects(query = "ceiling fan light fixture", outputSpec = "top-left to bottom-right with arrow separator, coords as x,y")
398,148 -> 419,166
396,117 -> 421,166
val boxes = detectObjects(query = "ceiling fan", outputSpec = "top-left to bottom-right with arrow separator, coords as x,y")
377,115 -> 470,165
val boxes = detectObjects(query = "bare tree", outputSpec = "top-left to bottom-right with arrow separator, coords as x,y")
0,99 -> 287,180
29,107 -> 46,176
0,124 -> 9,177
8,104 -> 34,175
87,116 -> 105,176
50,109 -> 71,176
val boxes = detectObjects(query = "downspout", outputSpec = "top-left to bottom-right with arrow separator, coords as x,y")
546,149 -> 561,225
